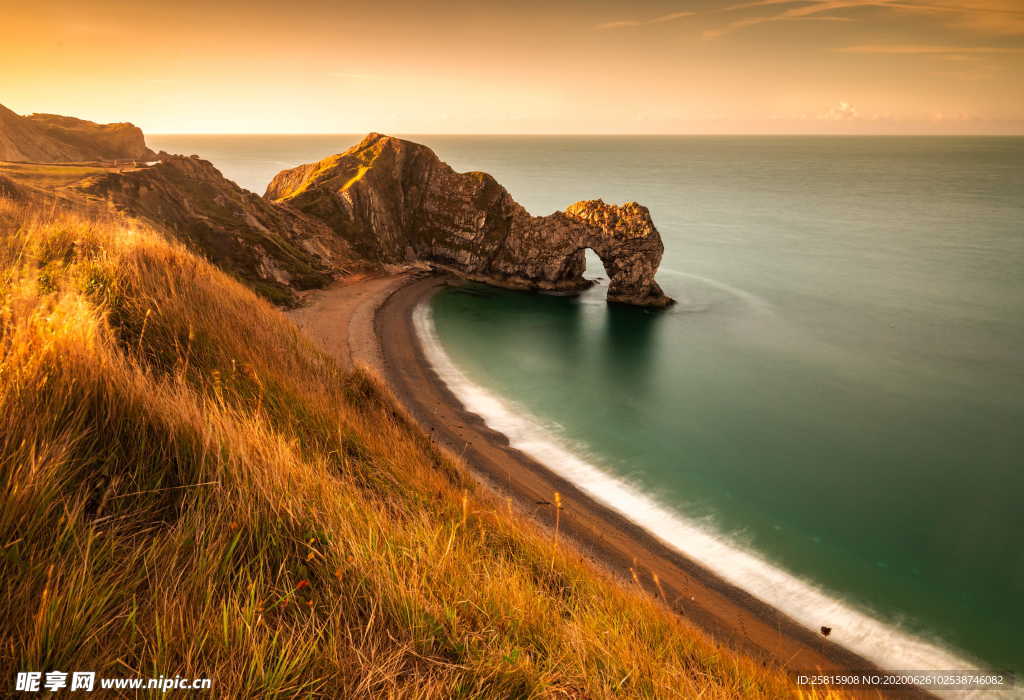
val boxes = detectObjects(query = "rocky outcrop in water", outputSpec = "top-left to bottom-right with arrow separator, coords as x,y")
0,104 -> 157,163
265,134 -> 672,307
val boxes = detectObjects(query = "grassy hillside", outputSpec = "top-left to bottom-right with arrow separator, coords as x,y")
0,199 -> 822,697
0,159 -> 358,308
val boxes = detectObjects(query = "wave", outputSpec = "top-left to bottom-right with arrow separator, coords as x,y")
659,268 -> 774,312
412,302 -> 1004,699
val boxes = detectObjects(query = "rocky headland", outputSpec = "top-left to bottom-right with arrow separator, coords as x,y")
2,108 -> 672,308
266,133 -> 673,307
0,104 -> 156,163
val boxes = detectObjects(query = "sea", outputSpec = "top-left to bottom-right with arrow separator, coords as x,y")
150,134 -> 1024,681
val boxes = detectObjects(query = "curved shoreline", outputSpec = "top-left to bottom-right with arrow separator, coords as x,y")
292,271 -> 930,697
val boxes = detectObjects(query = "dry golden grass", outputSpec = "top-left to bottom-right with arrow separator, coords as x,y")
0,201 -> 837,697
0,161 -> 117,190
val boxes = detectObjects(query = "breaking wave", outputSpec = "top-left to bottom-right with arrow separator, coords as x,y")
412,301 -> 1000,699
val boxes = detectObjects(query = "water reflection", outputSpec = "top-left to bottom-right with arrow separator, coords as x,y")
599,303 -> 665,400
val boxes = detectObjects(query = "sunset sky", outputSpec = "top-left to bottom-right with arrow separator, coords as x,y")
4,0 -> 1023,134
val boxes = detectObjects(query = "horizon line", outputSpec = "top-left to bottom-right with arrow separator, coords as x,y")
148,131 -> 1024,137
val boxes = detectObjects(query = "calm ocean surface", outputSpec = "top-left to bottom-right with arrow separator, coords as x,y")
151,134 -> 1024,675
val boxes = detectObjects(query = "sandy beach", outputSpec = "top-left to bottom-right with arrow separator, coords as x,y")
290,271 -> 930,697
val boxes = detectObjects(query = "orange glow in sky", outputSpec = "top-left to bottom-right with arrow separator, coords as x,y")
3,0 -> 1023,134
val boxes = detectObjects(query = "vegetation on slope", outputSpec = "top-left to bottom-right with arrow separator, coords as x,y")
0,200 -> 818,697
1,158 -> 358,307
0,162 -> 116,191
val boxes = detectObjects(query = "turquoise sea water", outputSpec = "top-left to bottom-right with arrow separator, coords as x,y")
150,134 -> 1024,675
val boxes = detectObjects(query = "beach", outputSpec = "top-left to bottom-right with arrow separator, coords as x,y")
289,271 -> 928,694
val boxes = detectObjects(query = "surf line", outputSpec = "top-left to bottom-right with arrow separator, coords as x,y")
412,301 -> 984,695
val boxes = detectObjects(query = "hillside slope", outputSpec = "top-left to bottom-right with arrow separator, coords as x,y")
0,200 -> 811,697
73,154 -> 358,305
0,155 -> 362,306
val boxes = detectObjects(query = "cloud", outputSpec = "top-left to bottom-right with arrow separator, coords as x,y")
598,0 -> 1024,39
595,11 -> 694,31
836,43 -> 1024,53
835,43 -> 1023,73
821,101 -> 860,119
939,0 -> 1024,35
834,42 -> 1020,79
703,14 -> 853,38
706,0 -> 1024,37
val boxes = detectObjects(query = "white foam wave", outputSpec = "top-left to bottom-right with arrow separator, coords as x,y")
660,268 -> 774,312
412,302 -> 1008,699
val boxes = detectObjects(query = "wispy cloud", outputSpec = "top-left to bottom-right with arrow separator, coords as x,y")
950,0 -> 1024,36
596,0 -> 1024,40
703,14 -> 852,38
836,42 -> 1022,76
595,11 -> 694,31
706,0 -> 1024,37
704,0 -> 888,37
836,43 -> 1024,53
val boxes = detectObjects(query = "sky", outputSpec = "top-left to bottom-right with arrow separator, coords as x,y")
2,0 -> 1023,134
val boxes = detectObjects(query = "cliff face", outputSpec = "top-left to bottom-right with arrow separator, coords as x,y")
0,104 -> 156,163
4,117 -> 671,308
265,134 -> 672,307
72,154 -> 355,305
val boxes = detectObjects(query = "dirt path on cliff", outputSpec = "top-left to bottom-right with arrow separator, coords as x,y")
290,272 -> 929,699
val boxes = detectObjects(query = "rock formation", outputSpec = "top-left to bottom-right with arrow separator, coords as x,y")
72,154 -> 355,305
265,133 -> 673,307
3,109 -> 672,308
0,104 -> 156,163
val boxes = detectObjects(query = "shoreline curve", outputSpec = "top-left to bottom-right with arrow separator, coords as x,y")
291,271 -> 934,699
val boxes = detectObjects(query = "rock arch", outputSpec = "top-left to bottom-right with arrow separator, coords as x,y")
564,200 -> 670,307
265,133 -> 673,308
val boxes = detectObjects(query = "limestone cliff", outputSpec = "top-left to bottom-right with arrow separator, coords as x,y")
72,154 -> 355,305
4,119 -> 671,308
265,134 -> 672,307
0,104 -> 156,163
